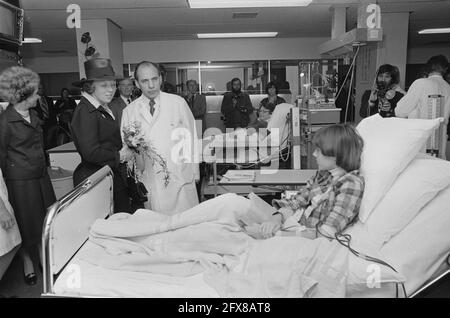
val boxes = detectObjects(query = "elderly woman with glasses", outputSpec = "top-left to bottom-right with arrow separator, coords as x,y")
71,58 -> 131,213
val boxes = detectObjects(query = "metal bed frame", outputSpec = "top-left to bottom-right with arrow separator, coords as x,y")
41,166 -> 114,296
40,146 -> 450,297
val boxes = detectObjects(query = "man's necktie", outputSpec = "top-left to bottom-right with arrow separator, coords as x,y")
39,97 -> 49,120
127,98 -> 131,104
149,98 -> 155,116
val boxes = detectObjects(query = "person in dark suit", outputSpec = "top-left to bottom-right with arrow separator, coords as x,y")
54,88 -> 77,113
110,77 -> 134,126
71,58 -> 131,213
185,79 -> 206,134
221,78 -> 256,129
109,77 -> 144,211
0,66 -> 56,286
33,83 -> 58,149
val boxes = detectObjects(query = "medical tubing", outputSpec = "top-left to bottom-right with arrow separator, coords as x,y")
315,222 -> 407,298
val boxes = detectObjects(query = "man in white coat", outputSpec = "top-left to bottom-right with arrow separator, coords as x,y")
121,61 -> 199,214
396,55 -> 450,158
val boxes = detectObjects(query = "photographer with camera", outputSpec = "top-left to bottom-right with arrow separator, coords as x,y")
360,64 -> 405,118
221,78 -> 256,129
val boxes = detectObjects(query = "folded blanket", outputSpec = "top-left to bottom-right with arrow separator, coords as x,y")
84,193 -> 254,276
82,193 -> 350,297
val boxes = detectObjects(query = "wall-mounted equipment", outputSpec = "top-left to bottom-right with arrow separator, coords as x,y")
0,0 -> 24,47
318,28 -> 382,58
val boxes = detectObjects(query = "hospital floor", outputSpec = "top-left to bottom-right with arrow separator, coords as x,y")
0,254 -> 42,298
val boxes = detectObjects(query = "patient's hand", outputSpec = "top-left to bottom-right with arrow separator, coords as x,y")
260,221 -> 281,239
298,228 -> 318,240
244,221 -> 280,240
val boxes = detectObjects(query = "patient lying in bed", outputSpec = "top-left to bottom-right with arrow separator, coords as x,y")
244,123 -> 365,240
203,103 -> 294,154
77,125 -> 364,297
86,124 -> 364,268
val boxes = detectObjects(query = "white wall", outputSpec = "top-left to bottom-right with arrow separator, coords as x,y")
123,37 -> 328,63
23,37 -> 326,73
407,45 -> 450,64
376,12 -> 410,88
22,56 -> 79,73
23,38 -> 450,74
201,68 -> 243,93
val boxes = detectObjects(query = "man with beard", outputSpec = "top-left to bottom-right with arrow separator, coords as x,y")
360,64 -> 405,118
221,78 -> 255,129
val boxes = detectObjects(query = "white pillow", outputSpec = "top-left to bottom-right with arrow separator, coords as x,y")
381,185 -> 450,296
356,114 -> 443,223
363,155 -> 450,246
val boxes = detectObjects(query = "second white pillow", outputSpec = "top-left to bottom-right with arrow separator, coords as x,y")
365,155 -> 450,246
356,114 -> 442,223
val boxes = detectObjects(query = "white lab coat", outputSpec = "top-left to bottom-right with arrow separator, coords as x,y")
396,74 -> 450,156
396,75 -> 450,123
121,92 -> 199,214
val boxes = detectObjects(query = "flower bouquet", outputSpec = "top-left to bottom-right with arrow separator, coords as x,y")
122,121 -> 170,188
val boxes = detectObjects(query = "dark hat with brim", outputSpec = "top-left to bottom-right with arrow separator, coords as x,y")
72,58 -> 123,88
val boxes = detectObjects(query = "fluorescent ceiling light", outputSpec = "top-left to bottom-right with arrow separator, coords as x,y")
23,37 -> 42,43
198,32 -> 278,38
188,0 -> 312,8
418,28 -> 450,34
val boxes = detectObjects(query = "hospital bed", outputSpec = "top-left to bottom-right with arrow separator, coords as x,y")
202,103 -> 295,164
201,103 -> 298,198
42,161 -> 450,298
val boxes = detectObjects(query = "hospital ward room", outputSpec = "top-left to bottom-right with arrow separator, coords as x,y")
1,0 -> 450,301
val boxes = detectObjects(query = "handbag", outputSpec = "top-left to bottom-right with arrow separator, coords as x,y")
127,167 -> 148,203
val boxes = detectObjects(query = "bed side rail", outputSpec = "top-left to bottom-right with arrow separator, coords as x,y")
42,166 -> 114,295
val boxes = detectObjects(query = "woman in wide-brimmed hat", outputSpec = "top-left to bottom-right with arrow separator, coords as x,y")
71,58 -> 131,213
0,66 -> 56,285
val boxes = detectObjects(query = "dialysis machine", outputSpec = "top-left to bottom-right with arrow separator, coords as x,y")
297,60 -> 341,169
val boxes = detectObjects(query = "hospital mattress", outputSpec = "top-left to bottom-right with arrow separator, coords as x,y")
53,240 -> 220,298
53,238 -> 407,298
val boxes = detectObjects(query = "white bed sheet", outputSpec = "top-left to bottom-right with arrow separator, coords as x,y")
53,238 -> 407,298
53,241 -> 220,298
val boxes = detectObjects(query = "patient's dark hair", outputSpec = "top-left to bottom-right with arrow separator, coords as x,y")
312,124 -> 364,172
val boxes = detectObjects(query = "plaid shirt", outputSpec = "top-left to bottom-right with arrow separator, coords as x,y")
272,168 -> 364,233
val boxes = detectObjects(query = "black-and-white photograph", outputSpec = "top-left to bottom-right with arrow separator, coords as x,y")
0,0 -> 450,301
